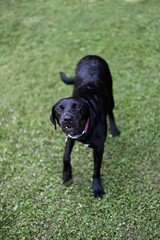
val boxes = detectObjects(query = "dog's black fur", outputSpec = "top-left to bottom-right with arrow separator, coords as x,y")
50,55 -> 120,198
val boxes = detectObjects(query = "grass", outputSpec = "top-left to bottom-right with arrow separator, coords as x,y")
0,0 -> 160,239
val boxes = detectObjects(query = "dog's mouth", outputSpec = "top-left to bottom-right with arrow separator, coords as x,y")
64,125 -> 73,130
62,126 -> 77,135
61,119 -> 89,137
61,121 -> 83,135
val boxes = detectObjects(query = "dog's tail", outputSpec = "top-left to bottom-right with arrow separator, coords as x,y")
60,72 -> 75,84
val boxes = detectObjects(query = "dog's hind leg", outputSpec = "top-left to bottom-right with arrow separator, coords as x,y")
63,138 -> 75,183
108,111 -> 120,137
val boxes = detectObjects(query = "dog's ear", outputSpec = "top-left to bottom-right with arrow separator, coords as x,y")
50,105 -> 57,130
81,99 -> 90,118
83,101 -> 96,128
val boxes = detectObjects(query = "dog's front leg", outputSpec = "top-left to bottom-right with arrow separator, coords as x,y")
63,137 -> 75,183
92,147 -> 105,198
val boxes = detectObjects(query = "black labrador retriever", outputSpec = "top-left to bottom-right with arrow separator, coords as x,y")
50,55 -> 120,198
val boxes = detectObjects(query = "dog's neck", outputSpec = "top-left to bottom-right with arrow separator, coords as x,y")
67,118 -> 89,140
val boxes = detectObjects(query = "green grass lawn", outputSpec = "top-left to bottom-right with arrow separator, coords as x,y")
0,0 -> 160,239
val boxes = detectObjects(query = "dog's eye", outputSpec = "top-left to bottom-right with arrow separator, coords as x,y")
72,103 -> 80,109
56,105 -> 64,111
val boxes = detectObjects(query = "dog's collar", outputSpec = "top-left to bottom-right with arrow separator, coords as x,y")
67,118 -> 89,140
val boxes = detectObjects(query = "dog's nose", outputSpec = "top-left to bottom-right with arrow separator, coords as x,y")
63,116 -> 73,124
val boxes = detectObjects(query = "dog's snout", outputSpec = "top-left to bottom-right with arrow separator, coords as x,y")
63,115 -> 74,124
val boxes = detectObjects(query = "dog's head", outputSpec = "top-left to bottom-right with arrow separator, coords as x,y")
50,97 -> 89,136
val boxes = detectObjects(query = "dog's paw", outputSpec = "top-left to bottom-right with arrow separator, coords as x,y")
63,170 -> 72,183
111,127 -> 121,137
93,179 -> 105,199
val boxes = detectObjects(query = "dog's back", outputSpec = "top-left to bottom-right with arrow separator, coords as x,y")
76,55 -> 111,83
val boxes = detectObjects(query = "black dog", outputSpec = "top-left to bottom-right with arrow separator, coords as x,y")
50,55 -> 120,198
